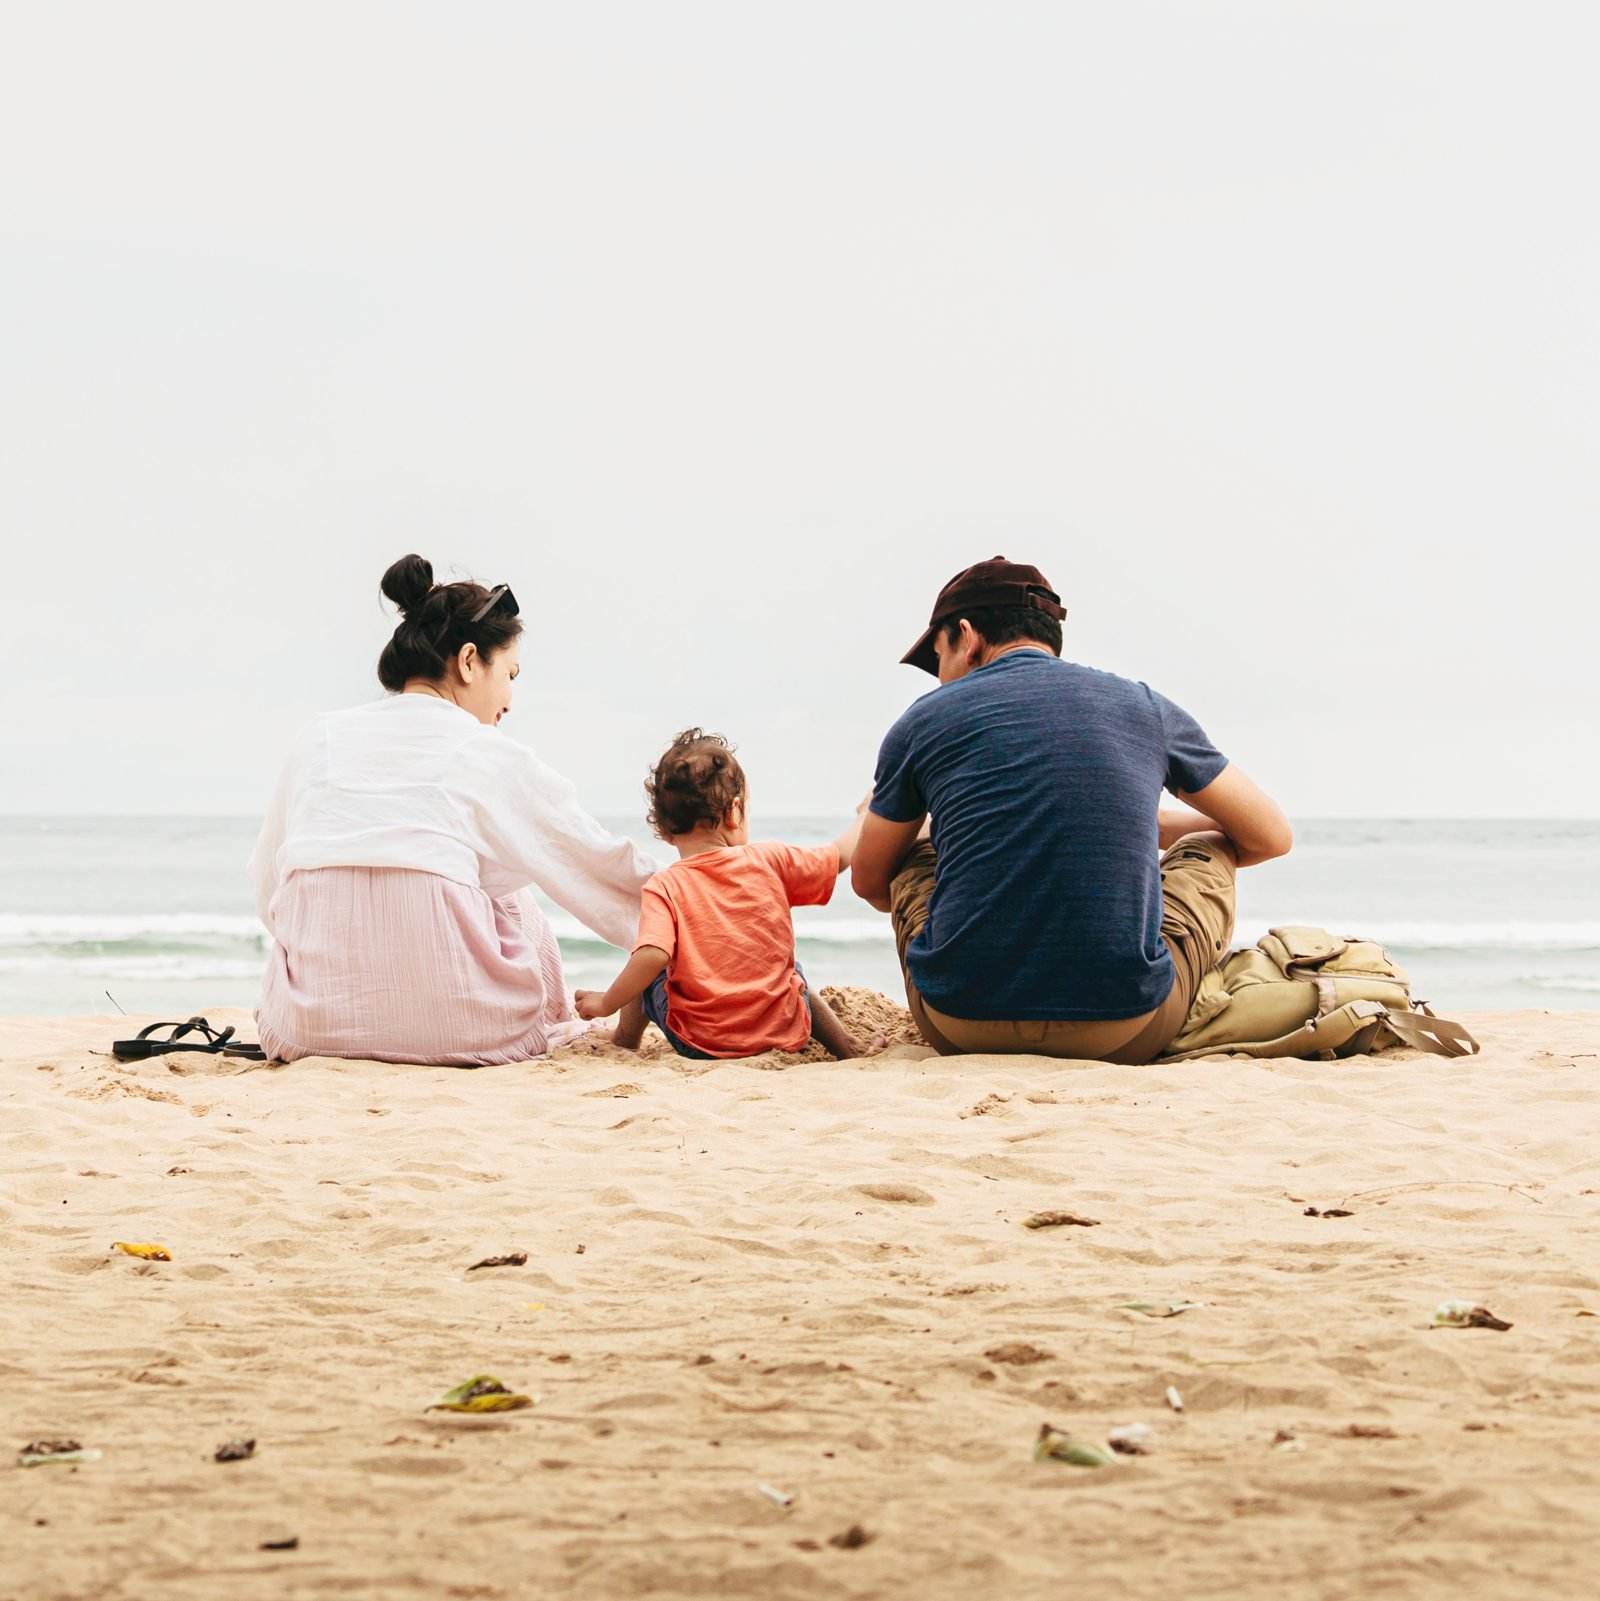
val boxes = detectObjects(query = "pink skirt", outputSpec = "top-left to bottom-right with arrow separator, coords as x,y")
257,867 -> 573,1066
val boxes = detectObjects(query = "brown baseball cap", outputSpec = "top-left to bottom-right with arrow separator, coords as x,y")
900,556 -> 1066,676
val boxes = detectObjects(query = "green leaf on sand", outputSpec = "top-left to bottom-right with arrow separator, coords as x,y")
426,1375 -> 534,1413
1034,1425 -> 1117,1467
19,1440 -> 102,1467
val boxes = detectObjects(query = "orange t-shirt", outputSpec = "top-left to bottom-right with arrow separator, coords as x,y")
633,841 -> 840,1057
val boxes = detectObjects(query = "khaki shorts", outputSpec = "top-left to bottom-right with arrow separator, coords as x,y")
888,835 -> 1236,1064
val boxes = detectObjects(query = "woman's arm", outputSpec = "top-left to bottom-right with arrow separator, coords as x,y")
455,739 -> 660,949
246,733 -> 305,934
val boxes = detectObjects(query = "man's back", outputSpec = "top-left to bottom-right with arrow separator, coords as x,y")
871,651 -> 1226,1021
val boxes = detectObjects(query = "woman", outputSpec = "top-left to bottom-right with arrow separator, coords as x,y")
248,554 -> 655,1065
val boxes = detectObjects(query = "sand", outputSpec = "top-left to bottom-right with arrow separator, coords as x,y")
5,997 -> 1600,1600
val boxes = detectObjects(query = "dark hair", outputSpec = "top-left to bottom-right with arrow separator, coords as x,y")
376,554 -> 524,693
940,603 -> 1062,657
645,729 -> 747,839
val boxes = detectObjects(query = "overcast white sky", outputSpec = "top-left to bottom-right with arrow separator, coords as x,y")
2,2 -> 1594,820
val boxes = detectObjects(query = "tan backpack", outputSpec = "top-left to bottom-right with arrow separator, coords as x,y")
1157,925 -> 1480,1062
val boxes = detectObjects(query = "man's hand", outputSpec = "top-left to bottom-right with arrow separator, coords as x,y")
573,990 -> 611,1021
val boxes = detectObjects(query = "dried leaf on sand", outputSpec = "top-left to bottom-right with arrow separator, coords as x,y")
1117,1300 -> 1205,1318
465,1252 -> 528,1272
1022,1211 -> 1100,1229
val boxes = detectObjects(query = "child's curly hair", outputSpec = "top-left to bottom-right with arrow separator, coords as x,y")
645,728 -> 747,839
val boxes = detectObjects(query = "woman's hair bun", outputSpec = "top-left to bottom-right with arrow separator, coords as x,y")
381,553 -> 435,614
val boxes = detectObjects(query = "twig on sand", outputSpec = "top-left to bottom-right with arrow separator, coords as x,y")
1339,1181 -> 1543,1207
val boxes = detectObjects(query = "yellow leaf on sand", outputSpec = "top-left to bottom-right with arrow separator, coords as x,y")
431,1393 -> 533,1413
111,1242 -> 172,1261
426,1374 -> 535,1413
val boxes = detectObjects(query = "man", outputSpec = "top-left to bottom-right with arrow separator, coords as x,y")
852,557 -> 1292,1063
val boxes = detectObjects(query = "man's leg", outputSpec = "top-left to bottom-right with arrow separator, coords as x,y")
886,840 -> 962,1055
1124,831 -> 1237,1063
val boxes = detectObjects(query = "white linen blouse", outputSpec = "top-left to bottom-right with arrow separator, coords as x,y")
248,695 -> 655,948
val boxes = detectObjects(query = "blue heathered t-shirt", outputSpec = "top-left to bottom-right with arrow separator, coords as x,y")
871,651 -> 1228,1022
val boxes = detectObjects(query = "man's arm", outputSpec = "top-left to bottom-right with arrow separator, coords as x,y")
1158,803 -> 1221,849
1173,763 -> 1293,868
850,811 -> 926,912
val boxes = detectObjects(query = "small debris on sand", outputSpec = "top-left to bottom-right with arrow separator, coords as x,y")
465,1252 -> 528,1272
828,1524 -> 874,1549
1108,1423 -> 1155,1455
1022,1211 -> 1100,1229
18,1440 -> 102,1467
984,1341 -> 1052,1366
1432,1301 -> 1513,1331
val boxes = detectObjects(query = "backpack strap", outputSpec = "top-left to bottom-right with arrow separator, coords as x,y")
1159,999 -> 1389,1062
1383,1009 -> 1481,1058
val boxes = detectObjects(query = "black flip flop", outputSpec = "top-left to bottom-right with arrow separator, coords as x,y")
113,1017 -> 267,1062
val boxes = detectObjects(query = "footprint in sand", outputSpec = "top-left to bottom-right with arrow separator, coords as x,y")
852,1183 -> 935,1206
357,1455 -> 467,1478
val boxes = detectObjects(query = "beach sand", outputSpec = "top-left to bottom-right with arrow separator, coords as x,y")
5,997 -> 1599,1600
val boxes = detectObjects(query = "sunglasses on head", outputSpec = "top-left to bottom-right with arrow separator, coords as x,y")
468,583 -> 519,624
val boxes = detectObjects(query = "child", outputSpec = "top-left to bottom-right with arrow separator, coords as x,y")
574,729 -> 883,1060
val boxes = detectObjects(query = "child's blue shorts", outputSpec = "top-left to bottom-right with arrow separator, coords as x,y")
642,966 -> 812,1060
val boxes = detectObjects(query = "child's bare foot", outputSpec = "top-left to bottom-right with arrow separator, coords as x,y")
804,990 -> 889,1059
830,1027 -> 887,1060
610,995 -> 646,1051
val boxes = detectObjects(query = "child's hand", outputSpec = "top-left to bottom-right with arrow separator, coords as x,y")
573,990 -> 612,1021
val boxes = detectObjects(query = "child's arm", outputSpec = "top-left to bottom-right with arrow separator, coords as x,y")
574,946 -> 669,1023
831,789 -> 874,871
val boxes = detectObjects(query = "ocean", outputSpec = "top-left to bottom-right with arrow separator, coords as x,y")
1,816 -> 1596,1021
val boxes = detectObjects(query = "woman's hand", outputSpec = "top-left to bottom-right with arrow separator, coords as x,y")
573,990 -> 612,1021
